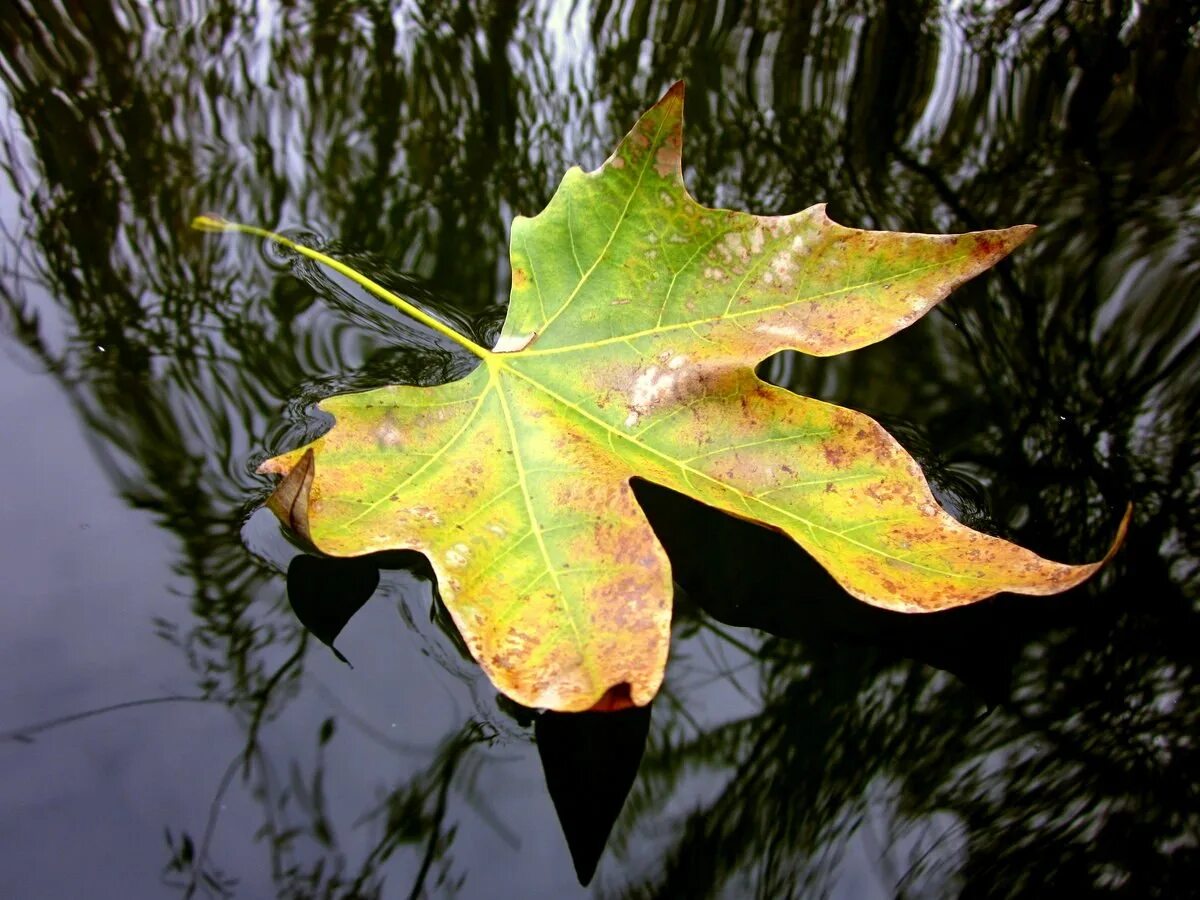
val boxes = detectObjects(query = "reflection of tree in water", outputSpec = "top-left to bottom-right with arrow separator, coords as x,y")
0,0 -> 1196,896
0,2 -> 546,895
156,689 -> 495,899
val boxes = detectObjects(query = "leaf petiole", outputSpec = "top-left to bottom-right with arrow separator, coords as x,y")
191,215 -> 491,359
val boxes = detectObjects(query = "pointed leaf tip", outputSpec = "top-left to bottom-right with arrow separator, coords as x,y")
985,222 -> 1037,258
604,80 -> 686,185
1100,503 -> 1132,567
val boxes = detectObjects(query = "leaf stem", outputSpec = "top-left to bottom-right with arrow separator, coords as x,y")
192,215 -> 491,358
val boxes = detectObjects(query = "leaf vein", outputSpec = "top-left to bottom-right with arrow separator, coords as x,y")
521,231 -> 548,321
535,110 -> 672,336
496,376 -> 596,679
345,382 -> 493,526
523,252 -> 976,357
501,364 -> 982,581
682,429 -> 834,462
656,229 -> 725,328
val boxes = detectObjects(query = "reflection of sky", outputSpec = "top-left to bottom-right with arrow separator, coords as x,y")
0,344 -> 227,897
539,0 -> 594,88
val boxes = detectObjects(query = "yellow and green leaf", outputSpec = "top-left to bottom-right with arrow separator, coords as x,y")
195,83 -> 1124,713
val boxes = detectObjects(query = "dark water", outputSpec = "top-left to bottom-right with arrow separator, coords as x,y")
1,2 -> 1197,897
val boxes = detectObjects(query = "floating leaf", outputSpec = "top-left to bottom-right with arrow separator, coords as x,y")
195,83 -> 1125,712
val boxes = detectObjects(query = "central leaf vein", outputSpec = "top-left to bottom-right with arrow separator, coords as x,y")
495,372 -> 596,677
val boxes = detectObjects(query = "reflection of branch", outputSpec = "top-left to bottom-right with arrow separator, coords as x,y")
345,721 -> 493,900
186,751 -> 244,900
307,675 -> 434,757
698,618 -> 760,658
243,631 -> 309,777
0,694 -> 215,743
655,684 -> 703,734
408,746 -> 458,900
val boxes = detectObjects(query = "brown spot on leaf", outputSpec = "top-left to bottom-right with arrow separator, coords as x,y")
654,139 -> 680,177
823,444 -> 848,468
975,235 -> 1000,257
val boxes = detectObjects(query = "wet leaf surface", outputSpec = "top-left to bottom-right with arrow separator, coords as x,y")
211,85 -> 1123,712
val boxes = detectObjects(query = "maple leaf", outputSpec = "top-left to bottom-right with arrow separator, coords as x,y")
194,83 -> 1124,713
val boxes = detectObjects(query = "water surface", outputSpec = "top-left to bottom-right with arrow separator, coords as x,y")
0,2 -> 1197,897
